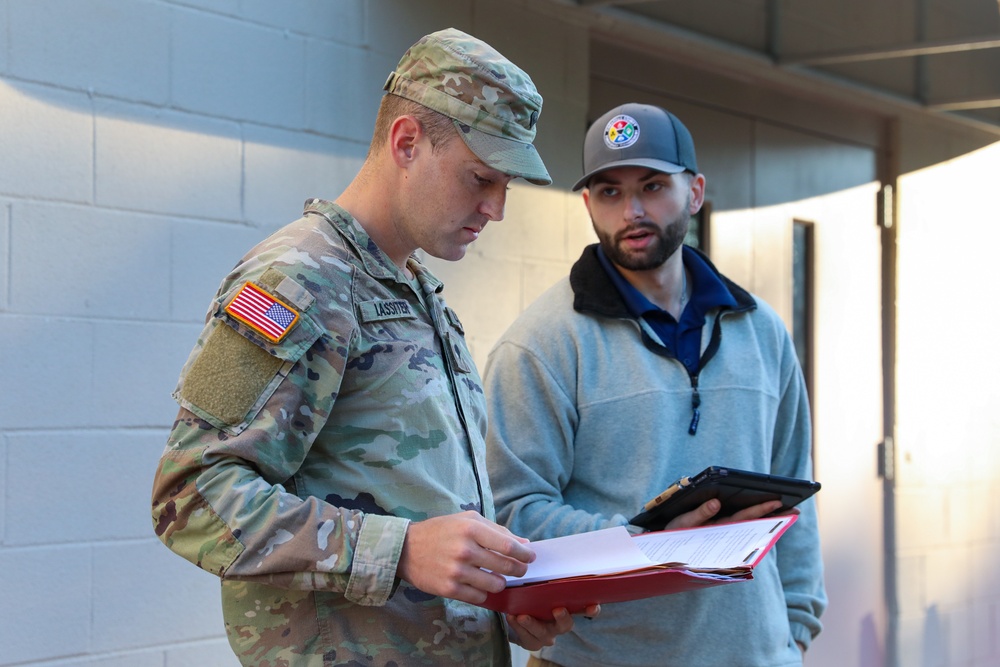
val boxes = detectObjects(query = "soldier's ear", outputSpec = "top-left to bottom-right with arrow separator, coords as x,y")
389,115 -> 421,167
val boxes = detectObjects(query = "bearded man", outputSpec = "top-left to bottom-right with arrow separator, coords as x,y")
484,102 -> 826,667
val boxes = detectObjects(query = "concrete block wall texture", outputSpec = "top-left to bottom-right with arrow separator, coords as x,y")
1,203 -> 9,311
0,0 -> 588,664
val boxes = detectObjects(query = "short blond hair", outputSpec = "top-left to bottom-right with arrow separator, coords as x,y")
368,94 -> 457,157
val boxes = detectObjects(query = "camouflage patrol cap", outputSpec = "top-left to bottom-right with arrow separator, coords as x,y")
384,28 -> 551,185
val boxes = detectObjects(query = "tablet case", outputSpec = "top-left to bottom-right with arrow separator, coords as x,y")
630,466 -> 820,531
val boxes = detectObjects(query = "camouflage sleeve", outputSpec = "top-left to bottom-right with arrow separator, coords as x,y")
151,269 -> 407,606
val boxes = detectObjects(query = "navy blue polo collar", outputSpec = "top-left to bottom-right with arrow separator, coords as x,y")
595,244 -> 737,323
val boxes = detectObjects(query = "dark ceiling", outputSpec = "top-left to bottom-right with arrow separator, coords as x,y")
539,0 -> 1000,135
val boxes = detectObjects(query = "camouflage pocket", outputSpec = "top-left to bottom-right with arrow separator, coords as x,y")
442,305 -> 474,375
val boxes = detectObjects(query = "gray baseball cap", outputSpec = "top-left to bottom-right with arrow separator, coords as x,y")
572,103 -> 698,191
384,28 -> 551,185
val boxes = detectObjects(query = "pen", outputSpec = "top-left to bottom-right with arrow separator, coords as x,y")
643,476 -> 691,511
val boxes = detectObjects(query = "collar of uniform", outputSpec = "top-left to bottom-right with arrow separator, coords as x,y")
303,198 -> 395,280
408,257 -> 445,296
302,199 -> 442,293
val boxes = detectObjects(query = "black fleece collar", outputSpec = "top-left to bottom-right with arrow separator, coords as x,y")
569,244 -> 756,318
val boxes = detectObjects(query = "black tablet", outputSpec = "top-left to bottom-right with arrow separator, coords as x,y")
630,466 -> 821,532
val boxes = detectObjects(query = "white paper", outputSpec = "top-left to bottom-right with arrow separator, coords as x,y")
504,526 -> 654,586
503,516 -> 794,587
633,516 -> 793,568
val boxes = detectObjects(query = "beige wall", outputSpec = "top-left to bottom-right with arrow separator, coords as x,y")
716,182 -> 887,667
894,139 -> 1000,666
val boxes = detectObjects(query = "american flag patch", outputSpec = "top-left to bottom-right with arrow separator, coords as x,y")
225,282 -> 299,343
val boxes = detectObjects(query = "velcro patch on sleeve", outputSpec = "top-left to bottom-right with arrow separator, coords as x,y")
358,298 -> 416,323
225,282 -> 300,343
179,322 -> 285,427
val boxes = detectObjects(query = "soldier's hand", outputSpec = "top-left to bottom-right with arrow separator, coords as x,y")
505,604 -> 600,651
397,511 -> 535,604
664,498 -> 785,530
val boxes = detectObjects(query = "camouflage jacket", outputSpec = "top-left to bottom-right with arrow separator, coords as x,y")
151,199 -> 509,666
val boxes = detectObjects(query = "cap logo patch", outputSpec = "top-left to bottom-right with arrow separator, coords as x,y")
604,114 -> 640,150
225,282 -> 299,343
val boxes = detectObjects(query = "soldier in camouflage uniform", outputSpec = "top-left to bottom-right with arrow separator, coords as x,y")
151,28 -> 591,666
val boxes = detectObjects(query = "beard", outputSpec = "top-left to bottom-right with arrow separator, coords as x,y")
594,207 -> 691,271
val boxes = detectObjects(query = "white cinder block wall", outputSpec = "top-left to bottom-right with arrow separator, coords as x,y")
0,0 -> 588,664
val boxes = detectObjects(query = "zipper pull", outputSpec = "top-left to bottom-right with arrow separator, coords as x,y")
688,377 -> 701,435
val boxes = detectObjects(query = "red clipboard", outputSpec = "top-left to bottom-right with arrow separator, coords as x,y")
480,514 -> 797,619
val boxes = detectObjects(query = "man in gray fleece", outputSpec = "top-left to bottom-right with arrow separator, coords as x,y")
484,102 -> 826,667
